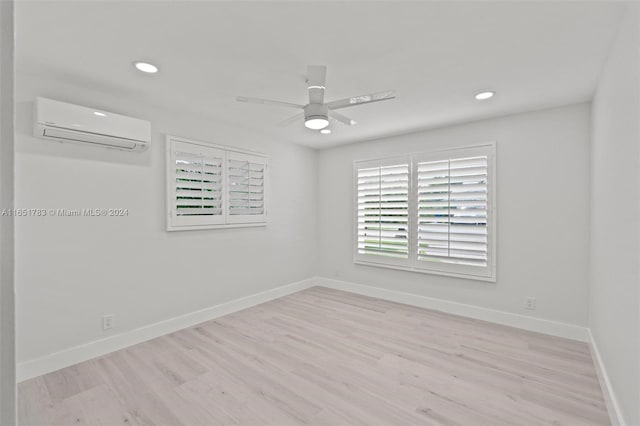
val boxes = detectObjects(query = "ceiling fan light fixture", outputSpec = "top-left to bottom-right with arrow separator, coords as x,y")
133,61 -> 159,74
304,117 -> 329,130
475,91 -> 495,100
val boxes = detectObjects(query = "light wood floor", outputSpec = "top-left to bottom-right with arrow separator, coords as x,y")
19,287 -> 610,426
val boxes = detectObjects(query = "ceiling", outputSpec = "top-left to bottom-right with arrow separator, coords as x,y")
16,1 -> 626,149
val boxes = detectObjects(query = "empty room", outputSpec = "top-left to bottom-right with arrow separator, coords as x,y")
0,0 -> 638,425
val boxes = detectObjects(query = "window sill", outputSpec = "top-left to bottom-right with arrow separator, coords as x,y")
353,259 -> 496,283
167,222 -> 267,232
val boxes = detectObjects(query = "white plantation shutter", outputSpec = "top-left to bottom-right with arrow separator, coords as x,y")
354,144 -> 495,281
355,158 -> 410,266
166,136 -> 268,231
416,155 -> 488,268
227,151 -> 267,224
170,140 -> 225,228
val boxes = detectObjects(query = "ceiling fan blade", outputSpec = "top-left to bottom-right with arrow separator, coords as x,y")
326,90 -> 396,110
307,65 -> 327,104
277,112 -> 304,127
329,111 -> 356,126
236,96 -> 304,109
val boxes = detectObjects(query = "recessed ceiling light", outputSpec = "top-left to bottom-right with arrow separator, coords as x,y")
475,91 -> 495,100
93,111 -> 106,117
304,117 -> 329,130
320,129 -> 331,134
133,61 -> 159,74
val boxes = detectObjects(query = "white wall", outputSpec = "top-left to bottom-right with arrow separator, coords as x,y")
590,4 -> 640,425
15,72 -> 317,365
0,0 -> 16,422
318,104 -> 591,327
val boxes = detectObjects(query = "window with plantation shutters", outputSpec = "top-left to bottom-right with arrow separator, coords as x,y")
227,151 -> 267,224
356,160 -> 410,266
166,135 -> 268,231
354,143 -> 495,281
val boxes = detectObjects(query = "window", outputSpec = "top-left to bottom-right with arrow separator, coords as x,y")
356,158 -> 411,267
166,135 -> 268,231
354,143 -> 495,281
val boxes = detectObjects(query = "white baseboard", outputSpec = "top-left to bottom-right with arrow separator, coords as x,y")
17,278 -> 316,382
314,276 -> 590,342
588,330 -> 625,426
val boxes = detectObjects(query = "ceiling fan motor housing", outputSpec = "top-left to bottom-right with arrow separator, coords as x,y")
304,103 -> 328,122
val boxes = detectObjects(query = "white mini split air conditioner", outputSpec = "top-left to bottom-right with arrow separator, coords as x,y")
34,97 -> 151,152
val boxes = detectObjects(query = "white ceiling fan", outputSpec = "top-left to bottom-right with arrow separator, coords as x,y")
236,65 -> 396,131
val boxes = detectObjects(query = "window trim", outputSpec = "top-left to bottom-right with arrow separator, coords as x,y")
353,142 -> 496,282
166,135 -> 268,231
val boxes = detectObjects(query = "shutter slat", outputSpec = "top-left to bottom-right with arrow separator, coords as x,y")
418,240 -> 487,251
175,171 -> 222,182
360,247 -> 409,255
358,182 -> 409,191
450,184 -> 487,193
176,200 -> 222,208
358,202 -> 409,208
176,188 -> 221,196
449,166 -> 487,176
176,182 -> 222,191
449,217 -> 487,224
359,230 -> 408,238
229,207 -> 264,214
359,175 -> 408,184
450,157 -> 487,168
358,194 -> 409,202
359,226 -> 409,232
359,216 -> 409,221
418,246 -> 487,259
419,224 -> 487,234
449,175 -> 486,184
417,161 -> 449,173
418,254 -> 487,266
419,232 -> 487,243
419,193 -> 487,202
176,207 -> 223,216
358,209 -> 409,216
230,195 -> 263,201
359,189 -> 408,197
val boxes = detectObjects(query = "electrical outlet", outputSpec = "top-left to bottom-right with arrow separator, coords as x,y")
526,298 -> 536,310
102,314 -> 114,331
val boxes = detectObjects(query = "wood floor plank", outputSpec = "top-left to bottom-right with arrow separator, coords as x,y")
18,287 -> 610,425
